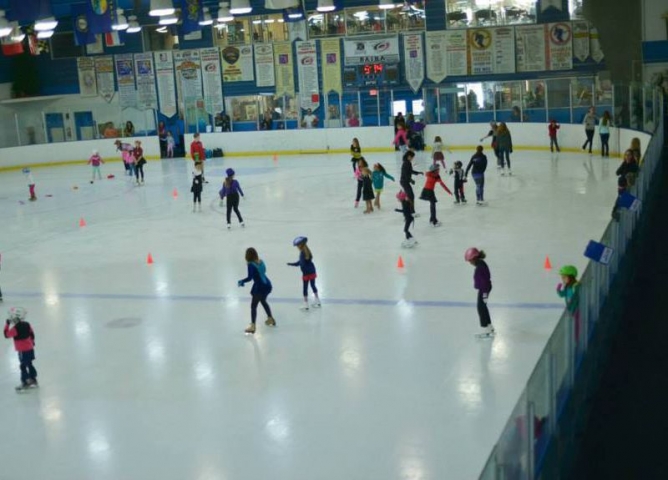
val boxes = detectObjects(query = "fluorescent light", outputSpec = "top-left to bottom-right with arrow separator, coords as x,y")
127,15 -> 141,33
35,16 -> 57,31
379,0 -> 396,9
156,26 -> 168,33
317,0 -> 336,13
278,18 -> 285,22
112,9 -> 129,31
37,30 -> 54,39
288,12 -> 303,19
159,14 -> 178,25
217,2 -> 233,22
230,0 -> 252,15
149,0 -> 175,16
199,8 -> 214,26
252,19 -> 262,24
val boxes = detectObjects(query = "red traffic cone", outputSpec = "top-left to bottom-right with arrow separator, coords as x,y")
172,188 -> 178,199
397,256 -> 405,269
147,253 -> 154,265
272,153 -> 278,163
79,217 -> 87,227
544,255 -> 552,271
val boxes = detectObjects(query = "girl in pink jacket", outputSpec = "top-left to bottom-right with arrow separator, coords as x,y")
393,126 -> 409,154
88,149 -> 104,183
3,307 -> 38,391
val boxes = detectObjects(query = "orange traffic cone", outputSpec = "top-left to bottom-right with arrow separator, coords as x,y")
272,153 -> 278,163
147,253 -> 154,265
544,255 -> 552,271
397,256 -> 405,269
79,217 -> 87,227
172,188 -> 178,199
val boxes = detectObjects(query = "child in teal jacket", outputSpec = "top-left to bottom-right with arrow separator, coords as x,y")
372,163 -> 395,209
557,265 -> 580,341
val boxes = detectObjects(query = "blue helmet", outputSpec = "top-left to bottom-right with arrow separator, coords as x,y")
293,236 -> 307,246
226,168 -> 235,177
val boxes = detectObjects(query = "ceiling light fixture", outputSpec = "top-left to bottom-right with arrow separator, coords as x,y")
199,7 -> 214,26
379,0 -> 396,9
37,30 -> 54,39
159,14 -> 179,25
127,15 -> 141,33
0,11 -> 12,38
112,8 -> 129,31
34,16 -> 58,31
229,0 -> 252,15
217,2 -> 234,22
149,0 -> 175,17
316,0 -> 336,13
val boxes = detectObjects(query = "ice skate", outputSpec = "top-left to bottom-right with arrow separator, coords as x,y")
412,212 -> 420,218
461,199 -> 467,204
401,239 -> 413,249
454,200 -> 461,205
265,317 -> 276,327
507,169 -> 512,176
500,169 -> 506,176
90,180 -> 94,184
15,383 -> 31,393
219,199 -> 224,207
354,201 -> 359,208
240,222 -> 245,228
312,300 -> 321,308
227,224 -> 231,230
300,302 -> 310,311
432,221 -> 442,227
244,323 -> 256,334
192,205 -> 196,212
475,325 -> 496,339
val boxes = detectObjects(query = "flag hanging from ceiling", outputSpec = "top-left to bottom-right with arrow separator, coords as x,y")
87,0 -> 113,34
181,0 -> 203,35
7,0 -> 51,22
72,4 -> 97,45
105,30 -> 125,47
265,0 -> 300,8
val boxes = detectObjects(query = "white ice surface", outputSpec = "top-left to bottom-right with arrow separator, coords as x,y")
0,149 -> 618,480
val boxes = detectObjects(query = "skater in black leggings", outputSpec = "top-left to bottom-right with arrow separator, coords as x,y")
354,157 -> 368,208
465,145 -> 489,205
219,168 -> 245,229
465,248 -> 495,338
133,140 -> 146,185
582,107 -> 598,153
400,150 -> 422,214
395,191 -> 416,248
191,164 -> 203,212
238,247 -> 276,334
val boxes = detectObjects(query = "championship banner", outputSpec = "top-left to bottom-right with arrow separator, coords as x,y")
174,49 -> 203,105
444,30 -> 468,77
274,42 -> 295,97
590,26 -> 604,63
572,21 -> 590,62
134,53 -> 158,110
200,47 -> 224,115
403,33 -> 424,93
154,51 -> 177,118
426,31 -> 447,83
343,36 -> 399,66
181,0 -> 202,35
547,23 -> 573,70
222,45 -> 254,82
95,56 -> 115,103
77,57 -> 97,97
115,53 -> 137,108
254,43 -> 275,87
468,28 -> 514,75
515,25 -> 547,72
296,40 -> 320,110
320,38 -> 342,95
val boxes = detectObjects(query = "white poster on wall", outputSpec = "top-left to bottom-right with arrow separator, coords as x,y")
154,51 -> 177,118
515,25 -> 547,72
95,56 -> 115,103
254,43 -> 275,87
468,29 -> 493,74
274,42 -> 295,97
77,57 -> 97,97
296,40 -> 320,110
343,36 -> 400,65
174,50 -> 203,102
492,27 -> 515,74
403,33 -> 424,93
114,53 -> 137,108
425,31 -> 447,83
572,21 -> 590,62
200,47 -> 224,115
222,45 -> 254,82
134,53 -> 158,110
445,30 -> 468,77
547,22 -> 573,71
590,26 -> 604,63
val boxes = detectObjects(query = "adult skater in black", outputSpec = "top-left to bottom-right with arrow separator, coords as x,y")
465,146 -> 489,206
400,150 -> 423,214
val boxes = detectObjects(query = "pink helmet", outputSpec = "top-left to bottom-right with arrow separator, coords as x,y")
396,191 -> 407,201
464,247 -> 480,261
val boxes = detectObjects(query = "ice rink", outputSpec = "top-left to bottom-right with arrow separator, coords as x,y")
0,148 -> 618,480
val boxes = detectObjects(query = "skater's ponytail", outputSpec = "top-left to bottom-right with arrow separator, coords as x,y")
376,163 -> 386,174
477,250 -> 486,260
302,244 -> 312,261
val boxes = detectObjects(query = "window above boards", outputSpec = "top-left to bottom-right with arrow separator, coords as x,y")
446,0 -> 536,29
213,14 -> 289,47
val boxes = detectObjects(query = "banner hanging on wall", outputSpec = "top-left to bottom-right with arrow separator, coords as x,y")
296,40 -> 320,110
444,30 -> 468,77
154,51 -> 177,118
547,23 -> 573,70
590,26 -> 604,63
77,57 -> 97,97
572,21 -> 590,62
114,53 -> 137,108
174,49 -> 203,105
320,38 -> 342,95
343,36 -> 399,66
403,33 -> 424,93
134,53 -> 158,110
274,42 -> 295,97
200,47 -> 224,115
222,45 -> 254,82
515,25 -> 547,72
425,31 -> 447,83
254,43 -> 275,88
468,27 -> 515,75
95,56 -> 115,103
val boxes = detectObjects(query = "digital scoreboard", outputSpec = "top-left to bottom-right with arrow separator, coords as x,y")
343,63 -> 400,88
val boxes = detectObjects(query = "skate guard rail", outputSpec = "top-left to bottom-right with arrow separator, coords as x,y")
478,93 -> 665,480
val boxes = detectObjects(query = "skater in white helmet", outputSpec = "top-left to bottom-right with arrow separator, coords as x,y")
3,307 -> 38,391
465,248 -> 495,338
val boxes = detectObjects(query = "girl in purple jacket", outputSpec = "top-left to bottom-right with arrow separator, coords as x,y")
465,247 -> 495,338
219,168 -> 245,229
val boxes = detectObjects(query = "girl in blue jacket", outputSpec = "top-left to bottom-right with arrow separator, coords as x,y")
238,248 -> 276,334
287,237 -> 321,311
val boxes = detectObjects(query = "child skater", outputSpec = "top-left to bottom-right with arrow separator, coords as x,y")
190,132 -> 208,183
220,168 -> 245,229
166,131 -> 175,158
22,168 -> 37,202
191,163 -> 204,212
419,163 -> 452,227
350,138 -> 362,172
353,157 -> 369,208
400,150 -> 423,215
287,236 -> 321,311
464,248 -> 495,338
449,161 -> 467,205
3,307 -> 38,391
393,125 -> 409,154
133,140 -> 146,185
557,265 -> 580,341
372,163 -> 394,209
431,135 -> 449,169
465,146 -> 488,206
88,149 -> 104,184
396,191 -> 417,248
548,119 -> 560,153
361,166 -> 375,214
238,247 -> 276,334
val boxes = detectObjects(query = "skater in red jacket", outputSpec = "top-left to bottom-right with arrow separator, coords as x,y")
419,163 -> 452,227
3,307 -> 38,391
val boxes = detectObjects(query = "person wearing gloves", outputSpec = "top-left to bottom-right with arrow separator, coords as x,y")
219,168 -> 245,229
287,236 -> 321,311
238,248 -> 276,334
3,307 -> 38,391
